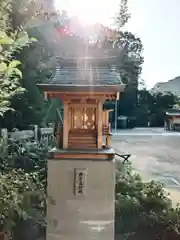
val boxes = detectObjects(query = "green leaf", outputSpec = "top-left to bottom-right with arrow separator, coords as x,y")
0,62 -> 7,72
13,68 -> 22,78
9,60 -> 21,69
16,35 -> 29,45
0,36 -> 13,45
18,31 -> 28,38
0,100 -> 10,107
31,37 -> 38,42
15,87 -> 25,93
7,67 -> 22,78
0,31 -> 7,38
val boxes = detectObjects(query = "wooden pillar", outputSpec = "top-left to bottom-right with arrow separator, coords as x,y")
56,122 -> 60,147
103,111 -> 105,125
63,101 -> 69,148
97,100 -> 103,149
105,112 -> 108,126
57,122 -> 63,148
106,135 -> 111,148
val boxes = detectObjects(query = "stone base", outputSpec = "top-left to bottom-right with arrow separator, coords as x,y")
47,149 -> 115,240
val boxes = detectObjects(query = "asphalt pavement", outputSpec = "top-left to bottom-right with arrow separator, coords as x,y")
112,128 -> 180,204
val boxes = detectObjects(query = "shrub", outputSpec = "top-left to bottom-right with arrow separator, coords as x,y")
0,139 -> 47,239
115,161 -> 180,240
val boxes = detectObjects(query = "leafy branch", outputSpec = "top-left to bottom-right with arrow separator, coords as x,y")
0,30 -> 36,115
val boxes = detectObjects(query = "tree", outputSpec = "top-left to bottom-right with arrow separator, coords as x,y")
149,92 -> 177,127
0,1 -> 46,238
114,6 -> 177,128
104,0 -> 144,124
0,0 -> 36,116
135,86 -> 178,127
114,1 -> 177,127
117,32 -> 144,117
116,0 -> 131,29
135,89 -> 151,126
108,1 -> 144,125
0,0 -> 57,129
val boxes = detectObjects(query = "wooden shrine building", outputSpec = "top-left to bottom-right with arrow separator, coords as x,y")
164,111 -> 180,131
38,35 -> 125,240
38,36 -> 125,150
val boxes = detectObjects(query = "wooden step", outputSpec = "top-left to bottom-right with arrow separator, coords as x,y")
68,142 -> 96,145
68,131 -> 97,149
69,143 -> 96,146
69,137 -> 96,141
69,138 -> 96,141
68,144 -> 96,149
68,134 -> 96,138
68,138 -> 97,148
68,141 -> 96,144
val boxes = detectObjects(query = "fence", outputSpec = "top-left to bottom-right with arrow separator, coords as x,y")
0,125 -> 55,147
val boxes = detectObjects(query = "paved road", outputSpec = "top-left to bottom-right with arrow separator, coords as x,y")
112,128 -> 180,204
112,127 -> 180,136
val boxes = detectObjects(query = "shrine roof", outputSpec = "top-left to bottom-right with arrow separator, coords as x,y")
38,60 -> 125,92
37,33 -> 126,92
50,65 -> 121,83
166,110 -> 180,116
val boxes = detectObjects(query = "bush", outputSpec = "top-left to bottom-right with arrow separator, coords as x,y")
115,161 -> 180,240
0,139 -> 47,239
1,138 -> 180,240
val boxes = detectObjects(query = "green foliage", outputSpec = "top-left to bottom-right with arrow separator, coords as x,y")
110,32 -> 144,121
136,89 -> 178,127
13,39 -> 53,128
116,162 -> 180,239
2,137 -> 180,239
10,0 -> 52,30
0,0 -> 12,30
0,0 -> 37,116
0,139 -> 47,234
114,1 -> 144,120
0,169 -> 45,232
117,31 -> 144,83
5,8 -> 72,129
0,31 -> 35,115
0,0 -> 54,128
116,0 -> 131,28
104,4 -> 144,125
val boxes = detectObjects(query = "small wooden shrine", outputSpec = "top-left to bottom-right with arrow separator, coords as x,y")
164,111 -> 180,131
38,36 -> 125,150
38,34 -> 125,240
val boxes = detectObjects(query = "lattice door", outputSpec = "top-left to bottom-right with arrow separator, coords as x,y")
72,107 -> 96,129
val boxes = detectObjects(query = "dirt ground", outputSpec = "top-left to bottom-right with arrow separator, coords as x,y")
112,128 -> 180,204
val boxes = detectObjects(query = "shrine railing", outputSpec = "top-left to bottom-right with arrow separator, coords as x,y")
103,124 -> 111,136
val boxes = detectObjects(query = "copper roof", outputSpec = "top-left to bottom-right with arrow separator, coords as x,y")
36,34 -> 126,91
166,111 -> 180,116
45,64 -> 122,84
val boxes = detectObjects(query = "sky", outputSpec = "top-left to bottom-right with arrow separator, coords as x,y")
54,0 -> 180,88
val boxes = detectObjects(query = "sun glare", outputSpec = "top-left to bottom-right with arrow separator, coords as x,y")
54,0 -> 117,26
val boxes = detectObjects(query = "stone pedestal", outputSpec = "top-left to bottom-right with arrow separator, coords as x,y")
47,149 -> 115,240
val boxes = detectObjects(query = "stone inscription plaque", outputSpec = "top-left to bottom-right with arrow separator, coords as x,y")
74,168 -> 87,196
